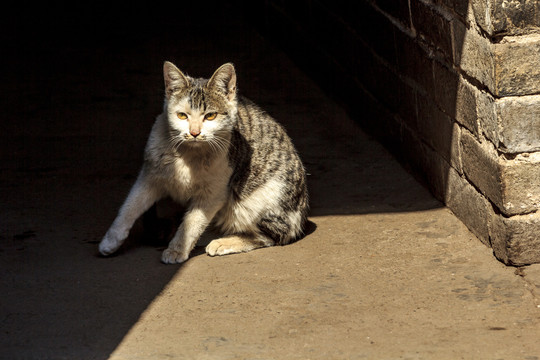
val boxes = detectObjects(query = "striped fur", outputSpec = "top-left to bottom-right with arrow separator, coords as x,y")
99,62 -> 309,263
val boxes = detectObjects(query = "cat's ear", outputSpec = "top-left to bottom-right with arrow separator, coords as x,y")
163,61 -> 188,99
207,63 -> 237,101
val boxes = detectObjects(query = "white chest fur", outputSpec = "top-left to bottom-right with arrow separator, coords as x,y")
145,114 -> 233,205
159,152 -> 232,205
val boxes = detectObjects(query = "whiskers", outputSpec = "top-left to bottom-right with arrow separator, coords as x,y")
168,129 -> 233,157
207,133 -> 233,156
167,129 -> 186,152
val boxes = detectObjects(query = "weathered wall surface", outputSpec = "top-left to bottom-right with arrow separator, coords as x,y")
249,0 -> 540,265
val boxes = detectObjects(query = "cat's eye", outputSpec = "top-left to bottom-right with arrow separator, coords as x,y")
177,112 -> 188,120
205,112 -> 217,121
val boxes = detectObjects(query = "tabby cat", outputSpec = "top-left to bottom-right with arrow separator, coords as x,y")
99,62 -> 309,264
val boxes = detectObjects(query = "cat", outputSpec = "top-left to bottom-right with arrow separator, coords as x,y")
99,61 -> 309,264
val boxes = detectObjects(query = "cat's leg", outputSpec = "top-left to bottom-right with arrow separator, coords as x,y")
161,203 -> 222,264
99,172 -> 162,256
205,233 -> 275,257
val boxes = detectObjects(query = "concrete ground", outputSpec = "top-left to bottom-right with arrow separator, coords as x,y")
2,4 -> 540,359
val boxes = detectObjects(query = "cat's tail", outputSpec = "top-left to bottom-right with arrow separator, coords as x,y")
257,209 -> 309,246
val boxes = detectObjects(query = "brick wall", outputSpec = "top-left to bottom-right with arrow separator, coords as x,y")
249,0 -> 540,265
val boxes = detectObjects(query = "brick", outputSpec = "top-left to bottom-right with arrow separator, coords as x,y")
347,1 -> 398,65
395,29 -> 434,95
491,211 -> 540,265
432,60 -> 458,117
317,0 -> 370,28
423,145 -> 452,202
471,0 -> 540,36
355,50 -> 402,114
431,62 -> 481,138
402,128 -> 449,201
417,95 -> 462,172
450,123 -> 463,174
442,0 -> 469,19
470,0 -> 496,34
445,167 -> 491,245
397,81 -> 418,131
361,94 -> 404,151
400,124 -> 426,177
374,0 -> 412,28
454,18 -> 540,97
476,90 -> 498,147
460,132 -> 502,208
496,95 -> 540,153
455,77 -> 479,136
369,60 -> 402,113
410,0 -> 453,59
500,153 -> 540,215
494,34 -> 540,96
461,131 -> 540,215
452,20 -> 494,91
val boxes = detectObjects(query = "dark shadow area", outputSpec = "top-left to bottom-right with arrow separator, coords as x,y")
0,1 -> 456,358
245,0 -> 468,217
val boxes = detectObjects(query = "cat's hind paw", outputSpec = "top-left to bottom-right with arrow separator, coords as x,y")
161,248 -> 188,264
206,239 -> 235,256
206,236 -> 263,257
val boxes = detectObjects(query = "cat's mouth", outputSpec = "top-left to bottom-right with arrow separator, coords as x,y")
180,137 -> 208,148
169,136 -> 206,152
186,136 -> 207,143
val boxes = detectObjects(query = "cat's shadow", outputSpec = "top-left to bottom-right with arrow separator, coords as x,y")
301,219 -> 317,238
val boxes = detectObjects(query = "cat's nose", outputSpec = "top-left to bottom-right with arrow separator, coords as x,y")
190,129 -> 200,137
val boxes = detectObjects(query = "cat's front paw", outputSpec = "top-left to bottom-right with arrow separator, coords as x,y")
99,232 -> 122,256
161,248 -> 188,264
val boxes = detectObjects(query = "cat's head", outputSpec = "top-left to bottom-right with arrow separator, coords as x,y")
163,61 -> 237,148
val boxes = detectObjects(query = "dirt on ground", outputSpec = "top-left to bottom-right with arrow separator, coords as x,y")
1,4 -> 540,360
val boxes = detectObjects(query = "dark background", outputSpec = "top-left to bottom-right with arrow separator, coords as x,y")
0,2 -> 444,358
